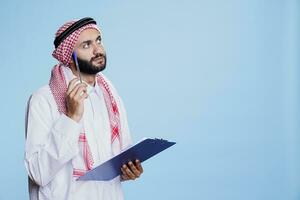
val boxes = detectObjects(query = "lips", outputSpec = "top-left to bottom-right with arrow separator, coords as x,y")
93,56 -> 103,61
92,56 -> 105,64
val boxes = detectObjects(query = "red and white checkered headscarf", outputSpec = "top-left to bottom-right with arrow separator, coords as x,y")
52,19 -> 100,65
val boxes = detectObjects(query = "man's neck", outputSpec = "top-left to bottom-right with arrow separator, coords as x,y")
80,73 -> 96,86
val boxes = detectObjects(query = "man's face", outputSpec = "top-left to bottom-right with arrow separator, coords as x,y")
73,28 -> 106,74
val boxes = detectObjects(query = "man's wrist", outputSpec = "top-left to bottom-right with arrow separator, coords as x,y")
66,113 -> 81,123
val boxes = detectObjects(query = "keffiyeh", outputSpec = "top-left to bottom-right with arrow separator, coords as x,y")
52,19 -> 100,65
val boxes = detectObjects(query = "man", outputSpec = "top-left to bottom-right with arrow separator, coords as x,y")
24,17 -> 143,200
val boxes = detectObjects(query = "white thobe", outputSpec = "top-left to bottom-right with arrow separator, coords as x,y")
24,67 -> 132,200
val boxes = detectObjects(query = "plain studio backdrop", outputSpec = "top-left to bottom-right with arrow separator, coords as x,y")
0,0 -> 299,199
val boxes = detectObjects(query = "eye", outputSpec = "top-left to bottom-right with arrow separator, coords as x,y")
96,37 -> 102,45
82,43 -> 90,49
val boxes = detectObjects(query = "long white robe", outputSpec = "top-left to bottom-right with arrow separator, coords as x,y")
24,67 -> 132,200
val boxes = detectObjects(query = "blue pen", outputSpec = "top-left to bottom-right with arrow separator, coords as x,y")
72,52 -> 82,83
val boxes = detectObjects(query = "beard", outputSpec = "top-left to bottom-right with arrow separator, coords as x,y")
76,53 -> 107,75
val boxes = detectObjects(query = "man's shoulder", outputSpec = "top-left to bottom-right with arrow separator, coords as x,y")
31,85 -> 52,99
29,85 -> 54,107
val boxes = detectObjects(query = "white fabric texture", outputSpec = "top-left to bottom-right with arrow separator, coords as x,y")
24,67 -> 132,200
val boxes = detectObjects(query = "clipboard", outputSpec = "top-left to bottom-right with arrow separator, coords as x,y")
77,138 -> 176,181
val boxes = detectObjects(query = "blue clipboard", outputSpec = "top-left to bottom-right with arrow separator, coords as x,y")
77,138 -> 176,181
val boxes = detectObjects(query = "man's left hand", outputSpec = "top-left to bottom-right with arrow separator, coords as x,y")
120,160 -> 143,181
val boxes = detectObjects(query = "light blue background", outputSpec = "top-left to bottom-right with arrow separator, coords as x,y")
0,0 -> 299,199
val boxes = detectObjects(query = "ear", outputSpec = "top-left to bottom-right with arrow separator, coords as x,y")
69,54 -> 75,69
69,61 -> 76,72
69,52 -> 76,65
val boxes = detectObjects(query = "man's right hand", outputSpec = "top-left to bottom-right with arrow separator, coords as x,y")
66,78 -> 88,122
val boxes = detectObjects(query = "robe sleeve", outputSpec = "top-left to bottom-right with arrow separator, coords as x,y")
24,92 -> 81,187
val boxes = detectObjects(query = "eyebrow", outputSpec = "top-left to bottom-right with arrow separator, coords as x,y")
80,35 -> 102,46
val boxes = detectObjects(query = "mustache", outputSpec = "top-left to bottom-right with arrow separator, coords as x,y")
91,53 -> 106,62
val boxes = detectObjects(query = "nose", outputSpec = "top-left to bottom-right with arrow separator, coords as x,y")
93,43 -> 104,55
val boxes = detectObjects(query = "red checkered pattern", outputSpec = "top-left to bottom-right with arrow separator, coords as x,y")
52,19 -> 100,65
49,65 -> 121,176
49,65 -> 67,113
97,75 -> 121,143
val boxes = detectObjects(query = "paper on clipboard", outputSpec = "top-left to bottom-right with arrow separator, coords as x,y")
77,138 -> 176,181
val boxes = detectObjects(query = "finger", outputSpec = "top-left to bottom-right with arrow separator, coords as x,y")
122,164 -> 135,178
121,167 -> 126,175
128,161 -> 141,178
135,160 -> 143,174
121,174 -> 130,181
79,91 -> 89,100
68,82 -> 84,98
121,166 -> 129,175
73,86 -> 88,100
120,168 -> 130,180
121,174 -> 128,181
122,164 -> 135,180
69,83 -> 87,99
74,91 -> 88,103
67,78 -> 79,94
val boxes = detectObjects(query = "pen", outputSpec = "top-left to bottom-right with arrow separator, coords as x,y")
72,52 -> 82,83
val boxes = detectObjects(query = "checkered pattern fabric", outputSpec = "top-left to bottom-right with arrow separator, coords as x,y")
49,64 -> 67,113
52,19 -> 100,65
97,75 -> 121,143
49,65 -> 121,175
